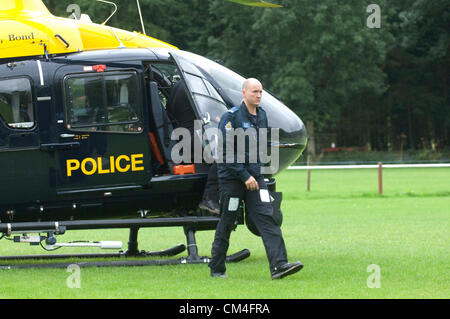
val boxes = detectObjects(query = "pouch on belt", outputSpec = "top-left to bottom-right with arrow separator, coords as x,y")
245,190 -> 283,237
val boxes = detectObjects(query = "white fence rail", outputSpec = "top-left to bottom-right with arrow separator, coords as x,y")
287,163 -> 450,194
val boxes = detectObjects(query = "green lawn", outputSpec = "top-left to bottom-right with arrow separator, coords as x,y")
0,168 -> 449,299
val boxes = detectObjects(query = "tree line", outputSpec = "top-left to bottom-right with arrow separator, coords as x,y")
44,0 -> 449,153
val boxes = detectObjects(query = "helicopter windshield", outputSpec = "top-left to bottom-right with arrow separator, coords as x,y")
175,50 -> 304,134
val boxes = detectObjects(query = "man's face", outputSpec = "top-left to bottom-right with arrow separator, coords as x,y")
243,81 -> 263,108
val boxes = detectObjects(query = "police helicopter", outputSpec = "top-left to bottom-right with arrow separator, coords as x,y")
0,0 -> 307,268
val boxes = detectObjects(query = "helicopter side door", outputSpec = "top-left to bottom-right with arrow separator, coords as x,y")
51,63 -> 152,199
0,60 -> 49,210
169,53 -> 229,163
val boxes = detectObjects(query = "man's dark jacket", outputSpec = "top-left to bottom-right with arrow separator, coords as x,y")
217,101 -> 269,183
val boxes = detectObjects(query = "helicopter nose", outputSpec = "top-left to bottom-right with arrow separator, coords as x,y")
259,92 -> 308,174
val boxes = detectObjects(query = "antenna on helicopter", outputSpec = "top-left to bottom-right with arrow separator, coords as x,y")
96,0 -> 118,25
93,0 -> 124,48
136,0 -> 147,35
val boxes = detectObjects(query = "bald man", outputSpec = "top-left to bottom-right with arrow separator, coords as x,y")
209,78 -> 303,279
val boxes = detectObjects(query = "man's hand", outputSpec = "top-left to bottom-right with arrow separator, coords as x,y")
245,176 -> 259,191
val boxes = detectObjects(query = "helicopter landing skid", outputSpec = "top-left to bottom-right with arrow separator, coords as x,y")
0,220 -> 251,269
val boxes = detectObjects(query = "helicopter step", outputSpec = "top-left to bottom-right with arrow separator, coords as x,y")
0,217 -> 250,269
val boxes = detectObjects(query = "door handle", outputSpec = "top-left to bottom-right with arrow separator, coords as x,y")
202,112 -> 211,125
40,142 -> 80,151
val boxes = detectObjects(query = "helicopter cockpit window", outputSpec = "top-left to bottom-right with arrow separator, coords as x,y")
0,78 -> 35,129
64,71 -> 142,133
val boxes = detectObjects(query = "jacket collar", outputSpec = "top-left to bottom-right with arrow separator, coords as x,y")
240,101 -> 259,118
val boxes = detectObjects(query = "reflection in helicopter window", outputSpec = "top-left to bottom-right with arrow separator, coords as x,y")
0,77 -> 34,129
64,71 -> 143,133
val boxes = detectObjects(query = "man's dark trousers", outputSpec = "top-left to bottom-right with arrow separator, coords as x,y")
209,176 -> 288,274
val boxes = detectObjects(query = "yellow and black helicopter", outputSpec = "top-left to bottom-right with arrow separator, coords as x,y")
0,0 -> 306,268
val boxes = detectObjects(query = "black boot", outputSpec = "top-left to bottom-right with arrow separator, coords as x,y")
199,199 -> 220,215
271,261 -> 303,280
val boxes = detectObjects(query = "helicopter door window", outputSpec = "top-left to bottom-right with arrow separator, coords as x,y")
204,80 -> 223,102
172,56 -> 228,127
194,95 -> 227,127
104,73 -> 141,132
171,54 -> 230,161
184,74 -> 209,96
64,71 -> 142,133
176,58 -> 203,77
0,77 -> 35,129
66,76 -> 103,127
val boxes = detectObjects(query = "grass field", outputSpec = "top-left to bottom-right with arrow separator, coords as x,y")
0,168 -> 448,299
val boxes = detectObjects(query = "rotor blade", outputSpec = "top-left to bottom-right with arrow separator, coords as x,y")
226,0 -> 283,8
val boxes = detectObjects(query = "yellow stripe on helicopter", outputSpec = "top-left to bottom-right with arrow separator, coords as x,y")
0,0 -> 177,60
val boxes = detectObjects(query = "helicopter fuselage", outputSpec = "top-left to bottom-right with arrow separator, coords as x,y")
0,47 -> 306,225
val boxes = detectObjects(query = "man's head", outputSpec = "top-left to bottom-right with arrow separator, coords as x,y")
242,78 -> 263,109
